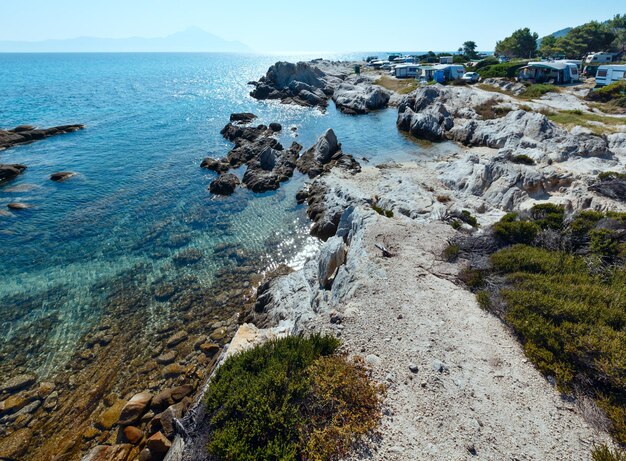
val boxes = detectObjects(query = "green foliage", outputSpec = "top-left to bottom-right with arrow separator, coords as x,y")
589,228 -> 621,259
518,84 -> 560,100
476,61 -> 528,78
461,210 -> 478,227
473,99 -> 512,119
493,218 -> 540,245
587,81 -> 626,110
495,28 -> 539,59
511,154 -> 535,165
592,445 -> 626,461
461,40 -> 479,60
599,171 -> 626,181
372,204 -> 394,218
204,334 -> 383,461
459,268 -> 485,290
473,56 -> 499,70
530,203 -> 565,230
450,219 -> 462,230
476,290 -> 492,310
443,243 -> 460,262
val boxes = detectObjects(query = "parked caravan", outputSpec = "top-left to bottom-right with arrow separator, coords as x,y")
394,64 -> 421,78
518,61 -> 580,84
585,52 -> 615,64
432,64 -> 465,83
595,65 -> 626,87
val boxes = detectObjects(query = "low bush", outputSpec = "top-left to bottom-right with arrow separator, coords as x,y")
586,81 -> 626,104
592,445 -> 626,461
476,61 -> 528,78
493,219 -> 540,245
436,194 -> 451,203
518,84 -> 560,99
461,210 -> 478,227
511,154 -> 535,165
443,243 -> 460,262
474,99 -> 513,120
372,204 -> 394,218
458,208 -> 626,445
599,171 -> 626,181
204,335 -> 384,460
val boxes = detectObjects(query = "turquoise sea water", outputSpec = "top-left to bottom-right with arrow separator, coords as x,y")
0,52 -> 433,377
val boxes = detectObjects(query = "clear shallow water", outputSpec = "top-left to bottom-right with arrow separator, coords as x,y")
0,52 -> 430,376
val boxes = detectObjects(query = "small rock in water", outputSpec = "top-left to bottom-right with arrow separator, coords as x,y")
50,171 -> 76,181
269,122 -> 282,132
409,363 -> 419,374
7,202 -> 31,210
156,351 -> 176,365
165,331 -> 188,348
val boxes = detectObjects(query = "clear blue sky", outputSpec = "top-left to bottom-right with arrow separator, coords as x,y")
0,0 -> 623,52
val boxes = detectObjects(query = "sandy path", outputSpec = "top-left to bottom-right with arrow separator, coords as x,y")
311,217 -> 610,461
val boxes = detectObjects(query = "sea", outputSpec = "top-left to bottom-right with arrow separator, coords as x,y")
0,52 -> 439,379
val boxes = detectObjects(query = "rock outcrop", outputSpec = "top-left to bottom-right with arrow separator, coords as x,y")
0,164 -> 27,182
209,173 -> 240,195
332,81 -> 390,114
297,129 -> 361,179
0,124 -> 84,150
249,61 -> 333,109
50,171 -> 76,182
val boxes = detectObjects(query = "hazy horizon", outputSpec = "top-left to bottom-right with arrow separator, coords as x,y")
0,0 -> 624,53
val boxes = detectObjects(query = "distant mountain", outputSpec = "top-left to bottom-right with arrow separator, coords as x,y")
0,27 -> 252,53
537,27 -> 572,47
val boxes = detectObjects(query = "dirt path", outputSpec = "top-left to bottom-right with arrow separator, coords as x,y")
311,217 -> 610,461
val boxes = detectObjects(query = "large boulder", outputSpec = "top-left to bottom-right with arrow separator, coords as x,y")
118,392 -> 153,426
297,129 -> 340,177
318,236 -> 347,289
332,83 -> 390,114
209,174 -> 240,195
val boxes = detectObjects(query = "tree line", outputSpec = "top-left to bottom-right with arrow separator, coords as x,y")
493,14 -> 626,59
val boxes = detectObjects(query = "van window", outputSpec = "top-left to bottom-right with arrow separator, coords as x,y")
613,71 -> 625,80
597,69 -> 608,77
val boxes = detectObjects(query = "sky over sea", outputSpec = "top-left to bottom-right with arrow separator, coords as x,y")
0,0 -> 624,53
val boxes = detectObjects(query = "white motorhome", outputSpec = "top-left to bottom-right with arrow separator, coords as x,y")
394,64 -> 421,78
585,52 -> 615,64
432,64 -> 465,83
595,65 -> 626,87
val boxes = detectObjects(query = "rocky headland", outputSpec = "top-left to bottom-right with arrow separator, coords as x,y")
249,60 -> 392,114
174,64 -> 626,460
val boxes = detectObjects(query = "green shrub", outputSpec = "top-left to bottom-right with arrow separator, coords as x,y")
476,290 -> 492,310
589,228 -> 621,259
519,84 -> 560,99
461,210 -> 478,227
493,219 -> 540,244
476,61 -> 528,78
599,171 -> 626,181
592,445 -> 626,461
511,154 -> 535,165
450,219 -> 462,230
459,268 -> 485,290
204,335 -> 383,460
443,243 -> 461,261
586,81 -> 626,104
530,203 -> 565,230
371,204 -> 394,218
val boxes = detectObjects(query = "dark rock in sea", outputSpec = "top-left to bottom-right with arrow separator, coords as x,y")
242,142 -> 302,193
249,61 -> 332,109
269,122 -> 282,132
0,124 -> 84,150
229,112 -> 257,124
209,173 -> 240,195
50,171 -> 76,182
7,202 -> 32,210
200,158 -> 230,174
297,129 -> 360,179
0,164 -> 27,182
590,178 -> 626,201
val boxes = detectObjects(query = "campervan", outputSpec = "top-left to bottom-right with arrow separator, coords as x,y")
432,64 -> 465,83
585,52 -> 615,64
595,65 -> 626,87
394,64 -> 421,79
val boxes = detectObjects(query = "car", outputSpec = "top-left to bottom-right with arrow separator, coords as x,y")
461,72 -> 479,83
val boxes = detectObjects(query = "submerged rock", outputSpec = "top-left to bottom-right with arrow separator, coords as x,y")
7,202 -> 31,210
1,373 -> 36,394
229,112 -> 257,124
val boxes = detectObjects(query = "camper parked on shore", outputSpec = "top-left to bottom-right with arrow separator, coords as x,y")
595,65 -> 626,87
518,61 -> 580,84
432,64 -> 465,82
394,64 -> 421,78
585,52 -> 616,64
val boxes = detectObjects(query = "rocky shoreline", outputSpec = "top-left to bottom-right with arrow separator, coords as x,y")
3,59 -> 626,460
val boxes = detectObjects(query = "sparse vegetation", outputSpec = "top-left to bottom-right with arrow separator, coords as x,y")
511,154 -> 535,165
599,171 -> 626,181
473,99 -> 513,119
592,444 -> 626,461
547,109 -> 626,135
456,206 -> 626,444
372,204 -> 394,218
373,75 -> 418,94
204,335 -> 384,461
518,84 -> 560,99
443,243 -> 461,262
436,194 -> 451,203
476,61 -> 528,79
586,81 -> 626,110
